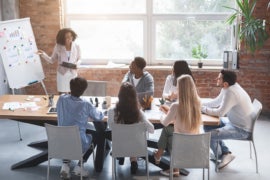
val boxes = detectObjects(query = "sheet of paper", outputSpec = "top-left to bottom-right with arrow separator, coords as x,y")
2,102 -> 21,110
2,101 -> 37,110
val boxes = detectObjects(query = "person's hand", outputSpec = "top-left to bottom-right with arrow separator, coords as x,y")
168,92 -> 177,102
201,106 -> 207,114
36,50 -> 44,55
159,104 -> 169,114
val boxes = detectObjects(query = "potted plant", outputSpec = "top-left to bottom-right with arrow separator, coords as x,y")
191,44 -> 208,68
224,0 -> 268,53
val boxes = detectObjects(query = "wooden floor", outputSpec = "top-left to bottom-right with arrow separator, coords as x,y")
0,115 -> 270,180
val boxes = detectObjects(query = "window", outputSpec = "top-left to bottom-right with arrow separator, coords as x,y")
64,0 -> 235,65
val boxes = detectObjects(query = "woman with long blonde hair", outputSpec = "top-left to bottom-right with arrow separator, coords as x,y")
154,74 -> 201,177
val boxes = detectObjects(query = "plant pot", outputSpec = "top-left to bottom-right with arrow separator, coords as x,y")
198,62 -> 203,68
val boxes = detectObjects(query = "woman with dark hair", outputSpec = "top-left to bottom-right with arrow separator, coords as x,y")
162,60 -> 193,101
37,28 -> 81,94
107,82 -> 154,174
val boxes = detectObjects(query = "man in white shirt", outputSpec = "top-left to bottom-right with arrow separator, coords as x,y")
202,70 -> 253,169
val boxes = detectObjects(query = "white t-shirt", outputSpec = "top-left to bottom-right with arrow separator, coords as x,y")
132,75 -> 141,87
162,74 -> 177,98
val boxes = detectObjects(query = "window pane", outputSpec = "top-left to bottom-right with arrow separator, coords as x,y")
71,20 -> 143,61
153,0 -> 235,13
66,0 -> 146,14
155,20 -> 231,60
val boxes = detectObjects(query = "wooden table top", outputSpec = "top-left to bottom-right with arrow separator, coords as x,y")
0,94 -> 219,126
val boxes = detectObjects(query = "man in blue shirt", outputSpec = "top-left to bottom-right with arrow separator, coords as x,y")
57,77 -> 104,179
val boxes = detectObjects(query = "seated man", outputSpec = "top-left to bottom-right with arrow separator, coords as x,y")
202,70 -> 254,169
57,77 -> 104,178
122,56 -> 154,98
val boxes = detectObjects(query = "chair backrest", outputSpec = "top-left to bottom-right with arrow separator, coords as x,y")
170,132 -> 211,169
45,123 -> 83,160
250,99 -> 263,132
82,80 -> 107,96
111,123 -> 148,158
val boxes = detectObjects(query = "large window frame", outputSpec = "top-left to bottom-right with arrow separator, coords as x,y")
63,0 -> 235,66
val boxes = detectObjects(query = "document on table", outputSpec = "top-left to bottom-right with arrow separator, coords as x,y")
2,102 -> 37,110
144,108 -> 165,121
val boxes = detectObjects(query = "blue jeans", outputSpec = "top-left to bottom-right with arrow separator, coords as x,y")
204,117 -> 251,159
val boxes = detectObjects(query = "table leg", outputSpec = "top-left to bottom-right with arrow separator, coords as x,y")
11,150 -> 48,170
28,140 -> 48,149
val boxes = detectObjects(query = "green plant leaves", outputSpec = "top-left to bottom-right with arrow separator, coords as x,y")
224,0 -> 269,53
191,44 -> 208,61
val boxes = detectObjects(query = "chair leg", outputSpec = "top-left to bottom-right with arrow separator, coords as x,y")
80,159 -> 83,180
47,159 -> 50,180
146,155 -> 149,180
215,140 -> 219,172
251,140 -> 259,173
112,157 -> 116,180
249,141 -> 252,159
170,167 -> 173,180
208,168 -> 210,180
203,168 -> 205,180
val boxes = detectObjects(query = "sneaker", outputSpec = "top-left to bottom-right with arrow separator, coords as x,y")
218,153 -> 235,169
73,165 -> 89,177
60,163 -> 70,179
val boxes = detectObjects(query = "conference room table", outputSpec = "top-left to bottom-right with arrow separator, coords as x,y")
0,94 -> 219,172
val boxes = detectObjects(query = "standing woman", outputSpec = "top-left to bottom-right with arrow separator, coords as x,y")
38,28 -> 81,94
107,82 -> 154,175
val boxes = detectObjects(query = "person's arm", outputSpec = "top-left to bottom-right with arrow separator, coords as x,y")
140,110 -> 154,134
160,103 -> 177,126
87,102 -> 104,121
202,90 -> 237,117
38,45 -> 58,64
202,88 -> 224,108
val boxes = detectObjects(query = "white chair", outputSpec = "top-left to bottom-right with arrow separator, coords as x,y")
215,98 -> 262,173
82,80 -> 107,96
170,132 -> 211,180
111,123 -> 149,180
45,123 -> 84,180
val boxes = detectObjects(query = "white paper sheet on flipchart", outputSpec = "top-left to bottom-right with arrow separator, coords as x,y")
2,101 -> 37,110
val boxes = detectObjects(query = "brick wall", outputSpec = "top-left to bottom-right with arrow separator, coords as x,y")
20,0 -> 270,114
